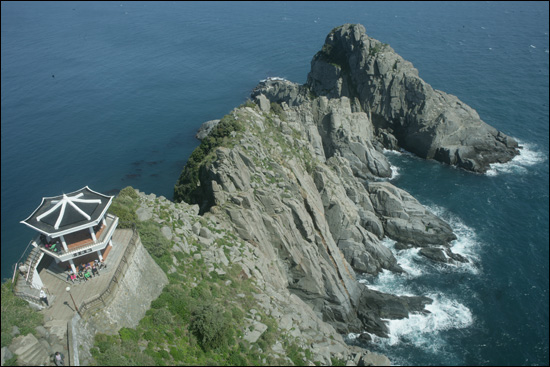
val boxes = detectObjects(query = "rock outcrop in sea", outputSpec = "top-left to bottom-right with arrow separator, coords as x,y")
306,24 -> 519,173
173,24 -> 517,353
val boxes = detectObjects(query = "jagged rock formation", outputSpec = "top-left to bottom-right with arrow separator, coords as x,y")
174,101 -> 452,338
307,23 -> 519,173
174,23 -> 516,345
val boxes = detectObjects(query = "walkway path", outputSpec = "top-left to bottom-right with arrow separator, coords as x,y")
39,228 -> 133,323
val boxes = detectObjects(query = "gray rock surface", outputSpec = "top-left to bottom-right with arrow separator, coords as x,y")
306,23 -> 519,173
179,104 -> 445,337
1,347 -> 14,366
170,23 -> 518,363
195,119 -> 220,140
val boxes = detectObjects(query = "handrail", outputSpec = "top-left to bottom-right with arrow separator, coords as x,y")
12,239 -> 36,283
78,223 -> 139,317
26,247 -> 43,283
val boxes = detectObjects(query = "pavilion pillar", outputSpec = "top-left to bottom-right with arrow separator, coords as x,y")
96,250 -> 104,262
60,236 -> 69,252
68,259 -> 77,274
89,226 -> 97,242
102,217 -> 107,226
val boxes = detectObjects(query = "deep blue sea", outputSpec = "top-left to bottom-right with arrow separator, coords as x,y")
2,2 -> 548,365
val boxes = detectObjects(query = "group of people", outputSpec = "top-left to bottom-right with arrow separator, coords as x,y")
66,259 -> 106,283
44,242 -> 61,252
41,234 -> 62,253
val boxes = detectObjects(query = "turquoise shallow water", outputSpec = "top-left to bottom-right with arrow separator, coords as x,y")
2,2 -> 548,365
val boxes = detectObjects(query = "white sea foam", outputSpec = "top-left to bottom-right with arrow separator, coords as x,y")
259,76 -> 288,83
382,147 -> 404,156
373,294 -> 473,349
486,141 -> 547,176
360,215 -> 476,351
382,238 -> 425,278
426,204 -> 481,274
389,165 -> 400,180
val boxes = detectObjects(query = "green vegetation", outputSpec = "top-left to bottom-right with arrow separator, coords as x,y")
90,191 -> 303,366
189,302 -> 231,351
108,186 -> 139,228
174,113 -> 244,207
239,99 -> 257,109
369,42 -> 388,57
1,280 -> 43,348
136,220 -> 172,271
270,102 -> 285,118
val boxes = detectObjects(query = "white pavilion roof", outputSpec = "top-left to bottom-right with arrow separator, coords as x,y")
21,186 -> 113,237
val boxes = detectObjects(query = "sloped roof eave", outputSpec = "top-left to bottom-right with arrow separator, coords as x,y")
20,186 -> 114,237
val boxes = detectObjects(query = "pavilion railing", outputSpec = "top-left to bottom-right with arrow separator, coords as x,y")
77,223 -> 139,317
35,214 -> 119,260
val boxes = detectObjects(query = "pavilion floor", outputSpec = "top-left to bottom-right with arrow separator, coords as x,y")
38,228 -> 133,323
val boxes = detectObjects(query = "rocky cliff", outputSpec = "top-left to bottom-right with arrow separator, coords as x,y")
306,24 -> 519,173
173,23 -> 516,353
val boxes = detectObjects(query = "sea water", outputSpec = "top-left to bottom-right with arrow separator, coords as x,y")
2,2 -> 548,365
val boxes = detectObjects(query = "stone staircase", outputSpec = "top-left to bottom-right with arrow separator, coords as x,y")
9,333 -> 51,366
13,282 -> 46,310
24,247 -> 43,286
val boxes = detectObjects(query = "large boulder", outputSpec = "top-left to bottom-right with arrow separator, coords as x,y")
307,23 -> 519,173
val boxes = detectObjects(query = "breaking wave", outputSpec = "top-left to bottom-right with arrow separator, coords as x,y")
486,141 -> 547,176
376,294 -> 473,348
358,206 -> 479,362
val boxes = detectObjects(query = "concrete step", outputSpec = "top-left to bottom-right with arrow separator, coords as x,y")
10,333 -> 50,366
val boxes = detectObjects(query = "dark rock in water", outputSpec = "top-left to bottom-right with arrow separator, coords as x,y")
420,247 -> 448,262
420,247 -> 469,264
307,24 -> 519,173
394,242 -> 414,250
357,288 -> 432,337
445,248 -> 469,263
357,332 -> 372,343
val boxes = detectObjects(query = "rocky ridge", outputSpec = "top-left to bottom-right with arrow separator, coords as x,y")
179,96 -> 465,339
171,23 -> 518,361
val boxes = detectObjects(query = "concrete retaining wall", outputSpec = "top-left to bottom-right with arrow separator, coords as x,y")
71,239 -> 168,365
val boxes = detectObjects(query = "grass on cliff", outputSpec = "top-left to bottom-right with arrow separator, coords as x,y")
174,112 -> 244,206
1,280 -> 44,348
92,189 -> 311,366
108,186 -> 140,228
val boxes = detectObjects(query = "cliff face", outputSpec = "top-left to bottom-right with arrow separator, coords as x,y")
307,24 -> 519,173
174,24 -> 514,341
